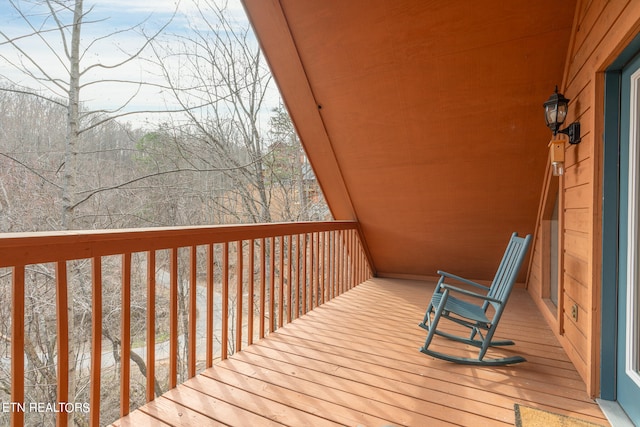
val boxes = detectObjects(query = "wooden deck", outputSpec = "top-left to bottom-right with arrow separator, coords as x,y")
113,277 -> 609,427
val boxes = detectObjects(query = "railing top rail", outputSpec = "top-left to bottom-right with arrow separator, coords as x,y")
0,220 -> 358,267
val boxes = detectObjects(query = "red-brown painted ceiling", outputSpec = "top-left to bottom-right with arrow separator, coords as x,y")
243,0 -> 576,280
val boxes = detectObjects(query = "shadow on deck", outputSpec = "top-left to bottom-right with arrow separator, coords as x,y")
113,277 -> 608,426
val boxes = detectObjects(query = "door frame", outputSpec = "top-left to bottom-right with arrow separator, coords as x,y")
601,34 -> 640,420
624,66 -> 640,391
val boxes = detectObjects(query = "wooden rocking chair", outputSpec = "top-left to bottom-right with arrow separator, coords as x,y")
418,232 -> 532,366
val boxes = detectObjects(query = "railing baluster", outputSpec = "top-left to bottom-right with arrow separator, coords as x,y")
360,235 -> 366,283
356,234 -> 360,284
327,232 -> 332,300
315,232 -> 320,308
352,230 -> 357,288
269,237 -> 275,333
356,232 -> 360,285
344,231 -> 347,292
90,257 -> 102,427
235,240 -> 243,353
317,232 -> 325,306
338,230 -> 342,295
169,248 -> 178,389
309,233 -> 314,310
206,244 -> 214,367
302,233 -> 307,315
347,231 -> 351,290
146,251 -> 156,402
313,231 -> 321,308
287,235 -> 292,323
345,230 -> 350,290
121,253 -> 131,417
322,231 -> 329,304
259,238 -> 266,339
295,234 -> 301,319
345,231 -> 349,292
345,231 -> 350,290
323,232 -> 327,299
55,261 -> 69,427
340,231 -> 344,294
11,265 -> 25,427
327,231 -> 333,300
309,233 -> 315,309
325,231 -> 330,302
347,230 -> 352,290
331,231 -> 336,299
221,242 -> 229,360
326,232 -> 330,302
248,239 -> 255,346
352,230 -> 356,288
327,231 -> 331,300
189,246 -> 197,378
278,236 -> 284,329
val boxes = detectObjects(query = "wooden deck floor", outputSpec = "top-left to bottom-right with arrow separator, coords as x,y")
113,278 -> 609,427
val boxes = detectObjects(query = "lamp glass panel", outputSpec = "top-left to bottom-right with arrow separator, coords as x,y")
558,105 -> 568,123
545,104 -> 567,127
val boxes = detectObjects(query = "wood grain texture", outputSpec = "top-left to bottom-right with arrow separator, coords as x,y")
243,0 -> 576,281
528,0 -> 640,396
113,278 -> 608,427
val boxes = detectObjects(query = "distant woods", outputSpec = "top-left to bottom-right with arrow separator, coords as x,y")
0,0 -> 328,232
0,89 -> 328,232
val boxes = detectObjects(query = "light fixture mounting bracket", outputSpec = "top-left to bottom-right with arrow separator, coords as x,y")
558,122 -> 581,145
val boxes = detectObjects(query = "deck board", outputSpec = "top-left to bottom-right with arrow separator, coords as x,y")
113,278 -> 609,427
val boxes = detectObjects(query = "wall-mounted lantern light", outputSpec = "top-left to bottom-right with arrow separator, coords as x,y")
543,86 -> 581,176
543,86 -> 581,145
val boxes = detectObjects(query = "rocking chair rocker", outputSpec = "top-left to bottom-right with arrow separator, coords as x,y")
419,232 -> 532,366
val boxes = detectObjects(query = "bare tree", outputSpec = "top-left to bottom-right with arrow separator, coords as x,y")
148,0 -> 276,223
0,0 -> 174,229
0,2 -> 174,424
266,104 -> 330,221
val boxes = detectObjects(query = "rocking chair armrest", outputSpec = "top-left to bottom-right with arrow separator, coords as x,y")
440,283 -> 502,304
437,270 -> 491,291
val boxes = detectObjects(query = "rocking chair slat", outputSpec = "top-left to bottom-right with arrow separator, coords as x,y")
418,232 -> 532,366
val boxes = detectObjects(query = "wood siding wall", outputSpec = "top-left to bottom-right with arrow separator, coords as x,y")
528,0 -> 640,397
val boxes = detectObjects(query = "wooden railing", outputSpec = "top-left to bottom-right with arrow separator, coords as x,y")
0,221 -> 372,426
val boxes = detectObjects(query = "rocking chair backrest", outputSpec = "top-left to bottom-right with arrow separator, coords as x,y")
485,233 -> 532,312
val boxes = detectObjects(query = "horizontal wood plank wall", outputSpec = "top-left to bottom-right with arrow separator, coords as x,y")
528,0 -> 640,397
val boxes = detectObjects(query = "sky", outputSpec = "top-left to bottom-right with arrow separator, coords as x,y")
0,0 -> 280,129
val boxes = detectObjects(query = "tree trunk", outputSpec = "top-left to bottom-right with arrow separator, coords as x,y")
61,0 -> 83,230
65,4 -> 83,426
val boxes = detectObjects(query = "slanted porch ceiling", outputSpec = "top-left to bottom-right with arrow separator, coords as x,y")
243,0 -> 577,279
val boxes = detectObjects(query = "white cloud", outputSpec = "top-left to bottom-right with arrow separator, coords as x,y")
0,0 -> 279,130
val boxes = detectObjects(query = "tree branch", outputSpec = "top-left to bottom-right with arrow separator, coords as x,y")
70,161 -> 268,211
0,152 -> 63,190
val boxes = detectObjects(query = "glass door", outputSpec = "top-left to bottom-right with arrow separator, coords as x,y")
616,52 -> 640,423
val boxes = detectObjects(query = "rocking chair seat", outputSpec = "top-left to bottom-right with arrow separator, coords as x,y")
430,292 -> 490,324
